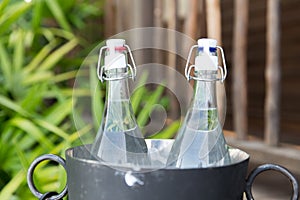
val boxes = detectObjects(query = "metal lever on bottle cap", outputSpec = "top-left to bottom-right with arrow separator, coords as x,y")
97,39 -> 137,82
185,38 -> 227,82
216,45 -> 227,82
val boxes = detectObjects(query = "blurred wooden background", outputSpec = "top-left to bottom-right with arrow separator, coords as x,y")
102,0 -> 300,168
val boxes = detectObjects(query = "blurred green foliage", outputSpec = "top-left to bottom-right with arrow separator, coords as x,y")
131,72 -> 180,138
0,0 -> 102,199
0,0 -> 179,199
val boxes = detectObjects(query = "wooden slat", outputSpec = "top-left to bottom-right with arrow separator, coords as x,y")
221,0 -> 300,145
184,0 -> 198,39
232,0 -> 249,140
265,0 -> 281,146
166,0 -> 179,120
206,0 -> 227,126
206,0 -> 222,43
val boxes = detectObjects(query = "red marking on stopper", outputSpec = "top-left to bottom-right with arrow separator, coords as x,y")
115,46 -> 126,51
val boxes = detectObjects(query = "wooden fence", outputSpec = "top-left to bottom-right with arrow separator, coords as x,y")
104,0 -> 300,173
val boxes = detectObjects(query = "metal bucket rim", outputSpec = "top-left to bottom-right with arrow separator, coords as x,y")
65,139 -> 250,171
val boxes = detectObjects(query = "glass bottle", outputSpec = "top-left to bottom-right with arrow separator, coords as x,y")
167,38 -> 230,168
91,39 -> 150,168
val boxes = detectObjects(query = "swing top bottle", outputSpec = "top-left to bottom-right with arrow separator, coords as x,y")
91,39 -> 150,168
167,38 -> 230,168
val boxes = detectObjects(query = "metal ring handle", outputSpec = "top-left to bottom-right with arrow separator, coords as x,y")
40,192 -> 59,200
27,154 -> 68,200
245,164 -> 299,200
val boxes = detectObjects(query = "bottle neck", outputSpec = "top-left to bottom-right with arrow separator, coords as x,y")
102,69 -> 137,132
105,69 -> 131,101
192,71 -> 217,109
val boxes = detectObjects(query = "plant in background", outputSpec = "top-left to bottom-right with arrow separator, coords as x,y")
0,1 -> 180,199
75,68 -> 181,145
0,0 -> 102,199
131,72 -> 180,139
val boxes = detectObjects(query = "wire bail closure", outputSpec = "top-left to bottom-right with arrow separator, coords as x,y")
185,45 -> 227,83
97,44 -> 137,82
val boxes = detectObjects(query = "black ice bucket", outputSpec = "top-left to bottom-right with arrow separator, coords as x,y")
27,139 -> 299,200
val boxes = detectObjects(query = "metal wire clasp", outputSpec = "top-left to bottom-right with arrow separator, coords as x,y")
185,45 -> 228,82
96,44 -> 137,82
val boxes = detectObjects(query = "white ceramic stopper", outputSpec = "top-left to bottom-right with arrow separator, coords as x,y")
195,38 -> 218,71
104,39 -> 127,70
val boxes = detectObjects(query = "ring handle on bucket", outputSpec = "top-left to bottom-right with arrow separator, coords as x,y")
245,164 -> 299,200
27,154 -> 68,200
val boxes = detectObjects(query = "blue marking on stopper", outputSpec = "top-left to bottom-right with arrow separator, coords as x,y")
198,47 -> 204,52
209,47 -> 217,52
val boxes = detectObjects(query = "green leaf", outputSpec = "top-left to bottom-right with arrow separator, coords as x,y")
52,70 -> 78,83
0,40 -> 12,89
49,125 -> 91,154
149,120 -> 180,139
46,27 -> 75,40
131,72 -> 148,114
44,88 -> 90,98
32,0 -> 43,31
13,141 -> 30,170
0,128 -> 22,172
14,130 -> 36,151
24,40 -> 57,73
20,84 -> 45,113
45,0 -> 72,31
13,30 -> 24,72
0,169 -> 10,189
34,119 -> 69,140
0,95 -> 30,117
38,38 -> 78,71
37,166 -> 65,192
0,2 -> 32,35
23,71 -> 54,85
137,85 -> 165,128
0,170 -> 25,200
0,0 -> 10,17
9,117 -> 54,150
39,27 -> 55,42
90,65 -> 104,129
24,30 -> 34,47
44,98 -> 73,125
70,88 -> 91,97
131,86 -> 146,114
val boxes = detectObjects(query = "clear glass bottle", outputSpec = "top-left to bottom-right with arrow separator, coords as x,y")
167,38 -> 230,168
91,39 -> 150,168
